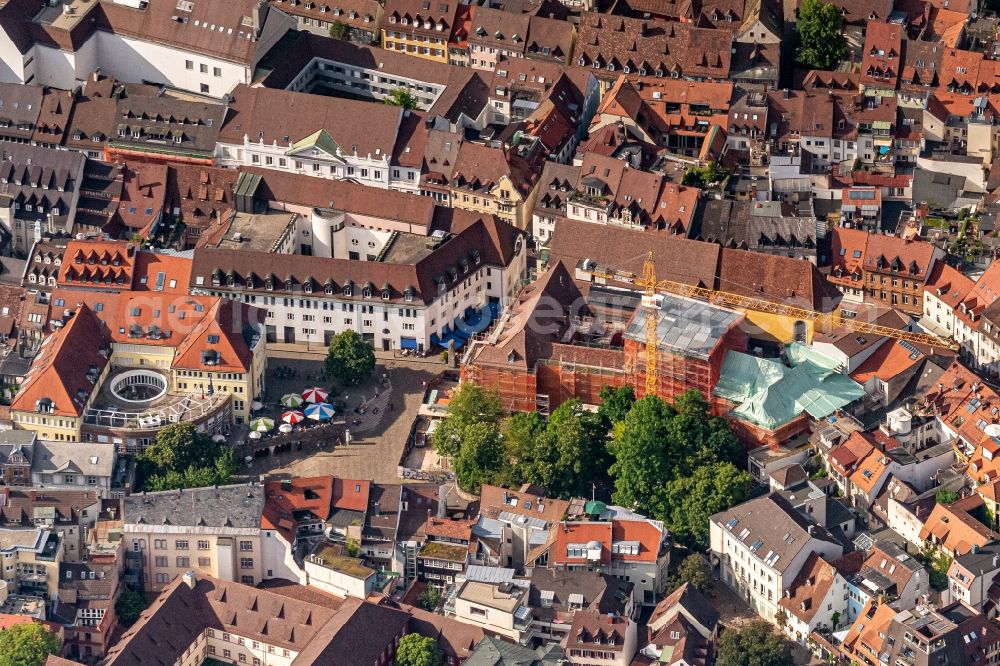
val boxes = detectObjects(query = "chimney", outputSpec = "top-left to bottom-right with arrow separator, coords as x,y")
182,571 -> 196,590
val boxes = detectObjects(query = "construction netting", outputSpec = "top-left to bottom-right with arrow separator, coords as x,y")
714,343 -> 865,430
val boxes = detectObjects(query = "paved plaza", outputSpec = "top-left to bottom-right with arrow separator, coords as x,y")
232,348 -> 449,484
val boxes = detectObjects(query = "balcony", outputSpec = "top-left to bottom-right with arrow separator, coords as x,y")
17,571 -> 47,583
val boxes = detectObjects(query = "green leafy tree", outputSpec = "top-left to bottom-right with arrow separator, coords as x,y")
432,385 -> 503,458
395,633 -> 444,666
417,587 -> 441,612
329,20 -> 352,40
453,422 -> 504,493
795,0 -> 847,70
663,462 -> 752,550
142,423 -> 215,471
716,621 -> 794,666
0,622 -> 61,666
668,391 -> 742,471
116,587 -> 148,627
384,88 -> 419,110
936,489 -> 959,504
670,554 -> 713,595
500,411 -> 552,487
598,385 -> 635,427
325,329 -> 376,386
544,400 -> 610,498
608,395 -> 676,516
138,423 -> 234,491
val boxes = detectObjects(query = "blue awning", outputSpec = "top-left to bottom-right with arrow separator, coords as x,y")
400,337 -> 417,350
429,333 -> 441,347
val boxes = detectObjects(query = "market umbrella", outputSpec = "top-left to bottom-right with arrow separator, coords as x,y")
282,410 -> 305,424
302,386 -> 329,403
279,423 -> 293,434
305,402 -> 335,421
280,393 -> 303,408
251,401 -> 264,411
248,431 -> 262,440
250,417 -> 274,432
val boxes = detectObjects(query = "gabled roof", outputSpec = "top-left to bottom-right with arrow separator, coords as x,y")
10,304 -> 109,417
919,495 -> 999,555
261,476 -> 335,541
778,552 -> 839,624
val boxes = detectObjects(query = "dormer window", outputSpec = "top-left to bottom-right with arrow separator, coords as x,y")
362,286 -> 372,298
325,282 -> 334,295
344,283 -> 353,297
265,278 -> 274,291
404,287 -> 414,302
304,281 -> 313,294
284,279 -> 293,291
381,289 -> 390,300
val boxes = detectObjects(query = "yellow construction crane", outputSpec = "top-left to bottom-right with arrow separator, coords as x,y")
588,252 -> 959,396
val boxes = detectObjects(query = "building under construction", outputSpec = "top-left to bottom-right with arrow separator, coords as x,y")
462,261 -> 747,413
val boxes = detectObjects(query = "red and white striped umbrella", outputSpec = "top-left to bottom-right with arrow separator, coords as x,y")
281,410 -> 305,424
301,386 -> 329,403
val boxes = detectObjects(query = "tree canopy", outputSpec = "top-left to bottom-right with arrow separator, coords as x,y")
325,329 -> 376,386
384,88 -> 419,110
328,20 -> 351,40
116,587 -> 148,627
716,621 -> 794,666
670,554 -> 713,595
663,462 -> 752,550
795,0 -> 847,70
433,386 -> 613,495
395,633 -> 444,666
607,390 -> 748,538
137,423 -> 235,491
0,622 -> 61,666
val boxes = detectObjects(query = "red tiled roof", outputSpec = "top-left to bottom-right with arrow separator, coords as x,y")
58,240 -> 136,290
10,304 -> 109,417
332,478 -> 371,512
261,476 -> 335,541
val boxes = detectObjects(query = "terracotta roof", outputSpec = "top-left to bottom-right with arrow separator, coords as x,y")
10,304 -> 109,417
261,476 -> 335,541
860,22 -> 902,88
58,240 -> 136,290
925,362 -> 998,451
0,489 -> 100,527
718,247 -> 841,313
918,495 -> 999,555
925,261 -> 974,310
270,0 -> 379,30
451,141 -> 538,197
189,213 -> 520,307
828,432 -> 875,477
332,478 -> 370,512
165,164 -> 239,234
424,517 -> 473,541
649,582 -> 719,633
862,232 -> 938,280
610,519 -> 664,562
467,261 -> 588,370
116,163 -> 167,235
842,601 -> 896,663
107,575 -> 409,665
850,339 -> 925,384
565,610 -> 631,652
848,448 -> 893,496
242,167 -> 437,232
94,0 -> 284,66
479,483 -> 569,524
218,85 -> 404,161
574,13 -> 730,80
778,552 -> 838,624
